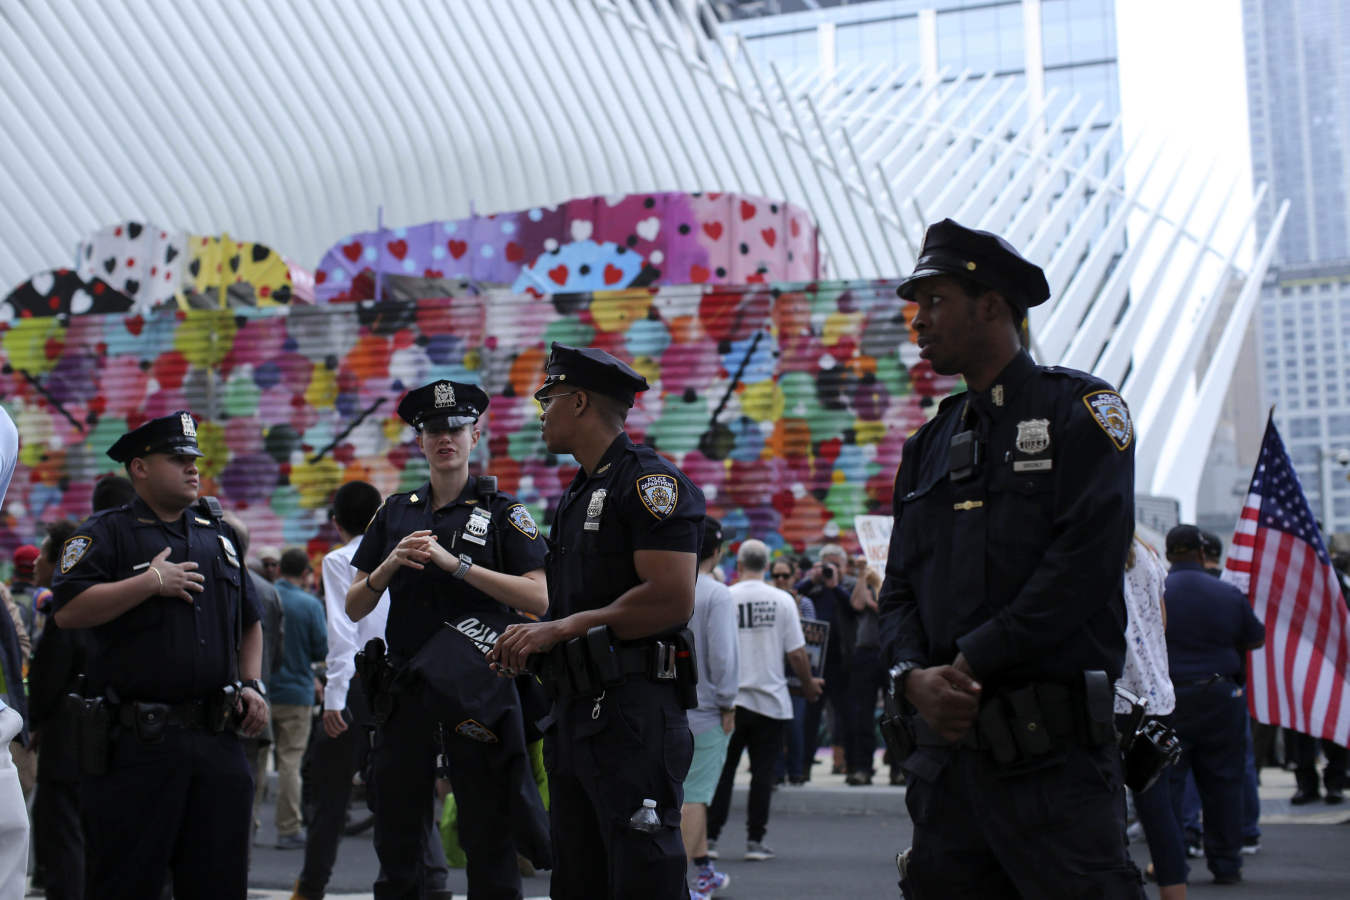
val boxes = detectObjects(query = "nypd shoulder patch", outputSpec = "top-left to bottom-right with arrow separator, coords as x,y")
1083,390 -> 1133,451
507,504 -> 539,539
61,536 -> 93,574
637,473 -> 679,520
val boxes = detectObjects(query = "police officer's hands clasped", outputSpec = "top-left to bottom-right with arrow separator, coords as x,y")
422,534 -> 459,572
488,619 -> 575,676
387,530 -> 436,571
148,545 -> 204,602
906,659 -> 982,743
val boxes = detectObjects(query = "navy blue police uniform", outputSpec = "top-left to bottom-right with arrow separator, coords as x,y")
878,221 -> 1143,898
351,381 -> 547,900
1162,524 -> 1265,882
49,410 -> 262,900
534,344 -> 704,900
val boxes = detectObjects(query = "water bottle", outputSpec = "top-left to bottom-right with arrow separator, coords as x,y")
627,798 -> 661,833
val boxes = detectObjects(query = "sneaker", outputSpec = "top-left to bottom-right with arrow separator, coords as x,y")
1325,785 -> 1345,804
846,770 -> 873,786
1213,872 -> 1242,885
745,840 -> 775,861
1185,842 -> 1204,859
696,862 -> 730,894
1241,836 -> 1261,855
705,839 -> 718,860
689,887 -> 711,900
275,831 -> 307,850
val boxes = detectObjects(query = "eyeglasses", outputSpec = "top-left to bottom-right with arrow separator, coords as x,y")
538,391 -> 581,412
771,571 -> 793,580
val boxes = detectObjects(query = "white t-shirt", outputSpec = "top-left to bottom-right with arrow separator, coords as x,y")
729,578 -> 805,721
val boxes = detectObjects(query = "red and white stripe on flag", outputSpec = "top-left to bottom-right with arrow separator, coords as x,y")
1223,418 -> 1350,746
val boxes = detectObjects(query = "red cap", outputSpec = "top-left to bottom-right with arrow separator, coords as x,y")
13,545 -> 40,575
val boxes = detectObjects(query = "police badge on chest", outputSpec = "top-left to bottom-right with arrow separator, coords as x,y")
1012,419 -> 1053,473
462,507 -> 491,546
584,489 -> 607,532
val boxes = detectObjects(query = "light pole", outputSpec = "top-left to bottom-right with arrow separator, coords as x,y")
1317,445 -> 1350,537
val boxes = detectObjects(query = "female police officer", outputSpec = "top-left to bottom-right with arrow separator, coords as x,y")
50,410 -> 268,900
345,380 -> 547,900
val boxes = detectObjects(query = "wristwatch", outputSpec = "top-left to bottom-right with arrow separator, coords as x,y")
887,661 -> 920,703
241,679 -> 266,698
453,553 -> 473,580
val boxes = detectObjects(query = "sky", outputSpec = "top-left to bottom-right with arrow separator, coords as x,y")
1116,0 -> 1254,266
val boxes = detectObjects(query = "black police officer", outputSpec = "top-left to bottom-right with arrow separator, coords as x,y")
346,380 -> 548,900
50,410 -> 268,900
489,343 -> 705,900
878,221 -> 1143,898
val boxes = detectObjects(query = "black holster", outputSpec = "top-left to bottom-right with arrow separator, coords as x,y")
209,682 -> 242,734
356,638 -> 400,725
879,677 -> 916,765
671,628 -> 699,710
67,694 -> 110,776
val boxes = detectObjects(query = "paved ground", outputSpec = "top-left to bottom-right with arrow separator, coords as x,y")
244,752 -> 1350,899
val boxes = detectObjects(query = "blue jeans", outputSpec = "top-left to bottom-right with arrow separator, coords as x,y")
1180,715 -> 1260,842
1169,679 -> 1247,880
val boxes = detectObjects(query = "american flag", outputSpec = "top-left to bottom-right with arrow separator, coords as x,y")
1224,417 -> 1350,745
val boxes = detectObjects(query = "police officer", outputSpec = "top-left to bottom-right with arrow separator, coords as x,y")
346,380 -> 548,900
877,221 -> 1143,898
489,343 -> 705,900
50,410 -> 269,899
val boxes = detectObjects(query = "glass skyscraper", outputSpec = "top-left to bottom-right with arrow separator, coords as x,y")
719,0 -> 1119,134
1244,0 -> 1350,533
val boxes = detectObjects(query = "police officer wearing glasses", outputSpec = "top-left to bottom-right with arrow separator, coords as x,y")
346,380 -> 548,900
878,221 -> 1143,898
489,344 -> 705,900
50,410 -> 269,900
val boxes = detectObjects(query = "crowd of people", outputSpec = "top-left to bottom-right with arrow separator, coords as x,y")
1,218 -> 1350,900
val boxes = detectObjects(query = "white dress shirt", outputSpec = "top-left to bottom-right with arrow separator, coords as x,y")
322,536 -> 389,712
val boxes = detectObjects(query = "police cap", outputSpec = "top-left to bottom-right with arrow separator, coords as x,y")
397,380 -> 489,431
106,410 -> 205,463
896,218 -> 1051,311
533,342 -> 649,408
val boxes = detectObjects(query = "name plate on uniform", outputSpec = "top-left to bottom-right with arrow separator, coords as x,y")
1013,459 -> 1053,472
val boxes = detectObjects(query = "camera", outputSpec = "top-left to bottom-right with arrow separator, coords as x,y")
822,564 -> 835,580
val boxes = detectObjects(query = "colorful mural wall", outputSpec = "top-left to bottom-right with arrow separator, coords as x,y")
0,280 -> 954,561
68,222 -> 311,314
314,192 -> 819,301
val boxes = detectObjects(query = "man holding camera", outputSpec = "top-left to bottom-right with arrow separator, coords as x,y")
795,544 -> 853,780
51,410 -> 269,899
878,221 -> 1141,898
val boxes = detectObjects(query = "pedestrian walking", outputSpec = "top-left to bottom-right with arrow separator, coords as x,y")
1163,524 -> 1266,885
